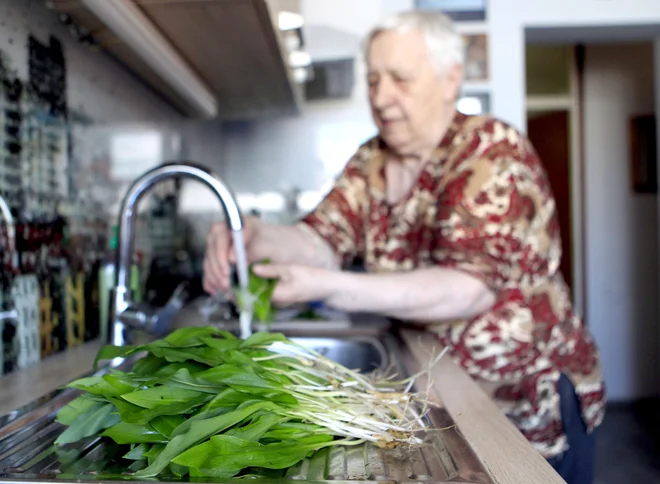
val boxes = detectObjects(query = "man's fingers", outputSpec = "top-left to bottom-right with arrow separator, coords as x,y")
252,263 -> 281,280
270,282 -> 290,306
204,223 -> 233,293
202,255 -> 220,294
211,224 -> 232,279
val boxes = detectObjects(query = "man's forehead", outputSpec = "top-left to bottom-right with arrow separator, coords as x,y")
367,30 -> 429,70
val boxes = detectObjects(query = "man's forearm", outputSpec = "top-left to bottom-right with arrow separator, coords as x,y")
322,267 -> 496,322
249,221 -> 338,270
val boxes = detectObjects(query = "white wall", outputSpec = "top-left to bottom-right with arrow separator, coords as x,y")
223,103 -> 377,194
583,43 -> 659,401
490,0 -> 660,131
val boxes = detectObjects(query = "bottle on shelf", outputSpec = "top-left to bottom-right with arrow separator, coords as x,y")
98,226 -> 143,341
98,226 -> 118,342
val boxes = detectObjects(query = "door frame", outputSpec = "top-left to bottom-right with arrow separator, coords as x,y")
525,46 -> 587,319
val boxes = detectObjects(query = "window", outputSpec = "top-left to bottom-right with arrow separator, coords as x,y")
457,93 -> 490,115
415,0 -> 487,21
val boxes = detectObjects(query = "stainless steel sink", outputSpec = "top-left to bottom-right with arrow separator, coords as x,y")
0,334 -> 491,483
169,297 -> 392,338
290,337 -> 388,373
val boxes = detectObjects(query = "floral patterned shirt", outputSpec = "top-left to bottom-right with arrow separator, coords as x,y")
301,112 -> 605,458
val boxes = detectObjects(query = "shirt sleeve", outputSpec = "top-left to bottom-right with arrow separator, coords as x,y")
300,155 -> 367,268
432,148 -> 559,292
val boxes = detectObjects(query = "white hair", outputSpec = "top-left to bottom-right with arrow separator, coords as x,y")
364,10 -> 465,74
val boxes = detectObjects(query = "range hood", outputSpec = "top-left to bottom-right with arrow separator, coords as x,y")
46,0 -> 306,120
303,24 -> 359,101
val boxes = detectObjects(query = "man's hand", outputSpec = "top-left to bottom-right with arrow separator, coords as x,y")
251,263 -> 336,306
203,217 -> 259,295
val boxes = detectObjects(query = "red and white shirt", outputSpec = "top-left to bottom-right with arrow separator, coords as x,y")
302,112 -> 605,458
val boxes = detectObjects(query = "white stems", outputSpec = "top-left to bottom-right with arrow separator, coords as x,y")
238,338 -> 447,448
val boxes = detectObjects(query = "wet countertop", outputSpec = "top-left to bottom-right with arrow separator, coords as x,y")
0,340 -> 102,417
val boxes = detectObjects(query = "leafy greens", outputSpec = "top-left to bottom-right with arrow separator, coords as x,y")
55,327 -> 432,479
233,259 -> 278,324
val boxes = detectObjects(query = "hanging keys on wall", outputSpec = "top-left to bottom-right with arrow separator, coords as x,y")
65,271 -> 84,348
0,287 -> 16,376
38,280 -> 57,358
11,274 -> 40,368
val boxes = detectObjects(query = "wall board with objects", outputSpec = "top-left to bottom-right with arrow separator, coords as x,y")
0,0 -> 186,376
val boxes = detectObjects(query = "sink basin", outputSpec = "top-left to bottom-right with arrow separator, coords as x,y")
289,337 -> 387,373
170,297 -> 392,338
0,334 -> 491,483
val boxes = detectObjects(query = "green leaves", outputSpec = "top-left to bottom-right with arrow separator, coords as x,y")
240,331 -> 289,348
102,422 -> 168,445
173,434 -> 336,478
234,259 -> 278,324
93,327 -> 233,370
134,402 -> 282,477
65,374 -> 135,397
55,402 -> 120,445
54,327 -> 427,479
108,394 -> 211,425
149,415 -> 186,439
121,386 -> 207,410
55,395 -> 98,426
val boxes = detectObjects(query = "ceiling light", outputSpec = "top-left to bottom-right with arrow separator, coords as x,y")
289,50 -> 312,68
292,66 -> 313,83
283,30 -> 302,51
278,11 -> 304,31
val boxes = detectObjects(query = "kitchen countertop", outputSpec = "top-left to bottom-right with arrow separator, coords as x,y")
0,340 -> 102,416
0,328 -> 564,484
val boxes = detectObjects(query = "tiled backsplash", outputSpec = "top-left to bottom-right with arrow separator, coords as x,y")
0,0 -> 193,376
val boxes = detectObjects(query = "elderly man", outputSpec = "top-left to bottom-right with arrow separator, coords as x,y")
203,10 -> 605,484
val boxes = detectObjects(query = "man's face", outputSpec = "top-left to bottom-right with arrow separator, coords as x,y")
367,29 -> 461,153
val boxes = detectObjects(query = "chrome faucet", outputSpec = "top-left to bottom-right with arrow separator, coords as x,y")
0,195 -> 15,257
109,161 -> 245,347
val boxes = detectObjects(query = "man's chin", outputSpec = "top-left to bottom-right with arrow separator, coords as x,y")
379,132 -> 409,151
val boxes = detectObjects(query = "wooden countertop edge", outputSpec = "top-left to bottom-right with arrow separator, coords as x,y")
399,329 -> 565,484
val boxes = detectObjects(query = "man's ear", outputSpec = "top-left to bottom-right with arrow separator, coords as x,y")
444,63 -> 463,102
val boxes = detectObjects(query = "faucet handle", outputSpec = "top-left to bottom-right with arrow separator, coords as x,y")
120,281 -> 191,338
151,281 -> 190,336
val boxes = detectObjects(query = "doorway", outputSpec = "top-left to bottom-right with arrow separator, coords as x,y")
527,110 -> 573,290
525,26 -> 660,484
525,44 -> 583,312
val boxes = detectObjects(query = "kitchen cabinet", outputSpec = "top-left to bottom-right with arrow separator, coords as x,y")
45,0 -> 303,119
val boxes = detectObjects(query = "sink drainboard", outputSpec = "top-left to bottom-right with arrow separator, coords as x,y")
0,335 -> 492,483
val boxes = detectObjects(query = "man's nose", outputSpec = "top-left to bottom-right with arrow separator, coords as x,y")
371,77 -> 395,110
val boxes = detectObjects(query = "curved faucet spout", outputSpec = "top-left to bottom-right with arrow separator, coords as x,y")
110,161 -> 247,347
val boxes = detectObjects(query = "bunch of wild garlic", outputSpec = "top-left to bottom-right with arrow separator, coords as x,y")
55,327 -> 436,479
